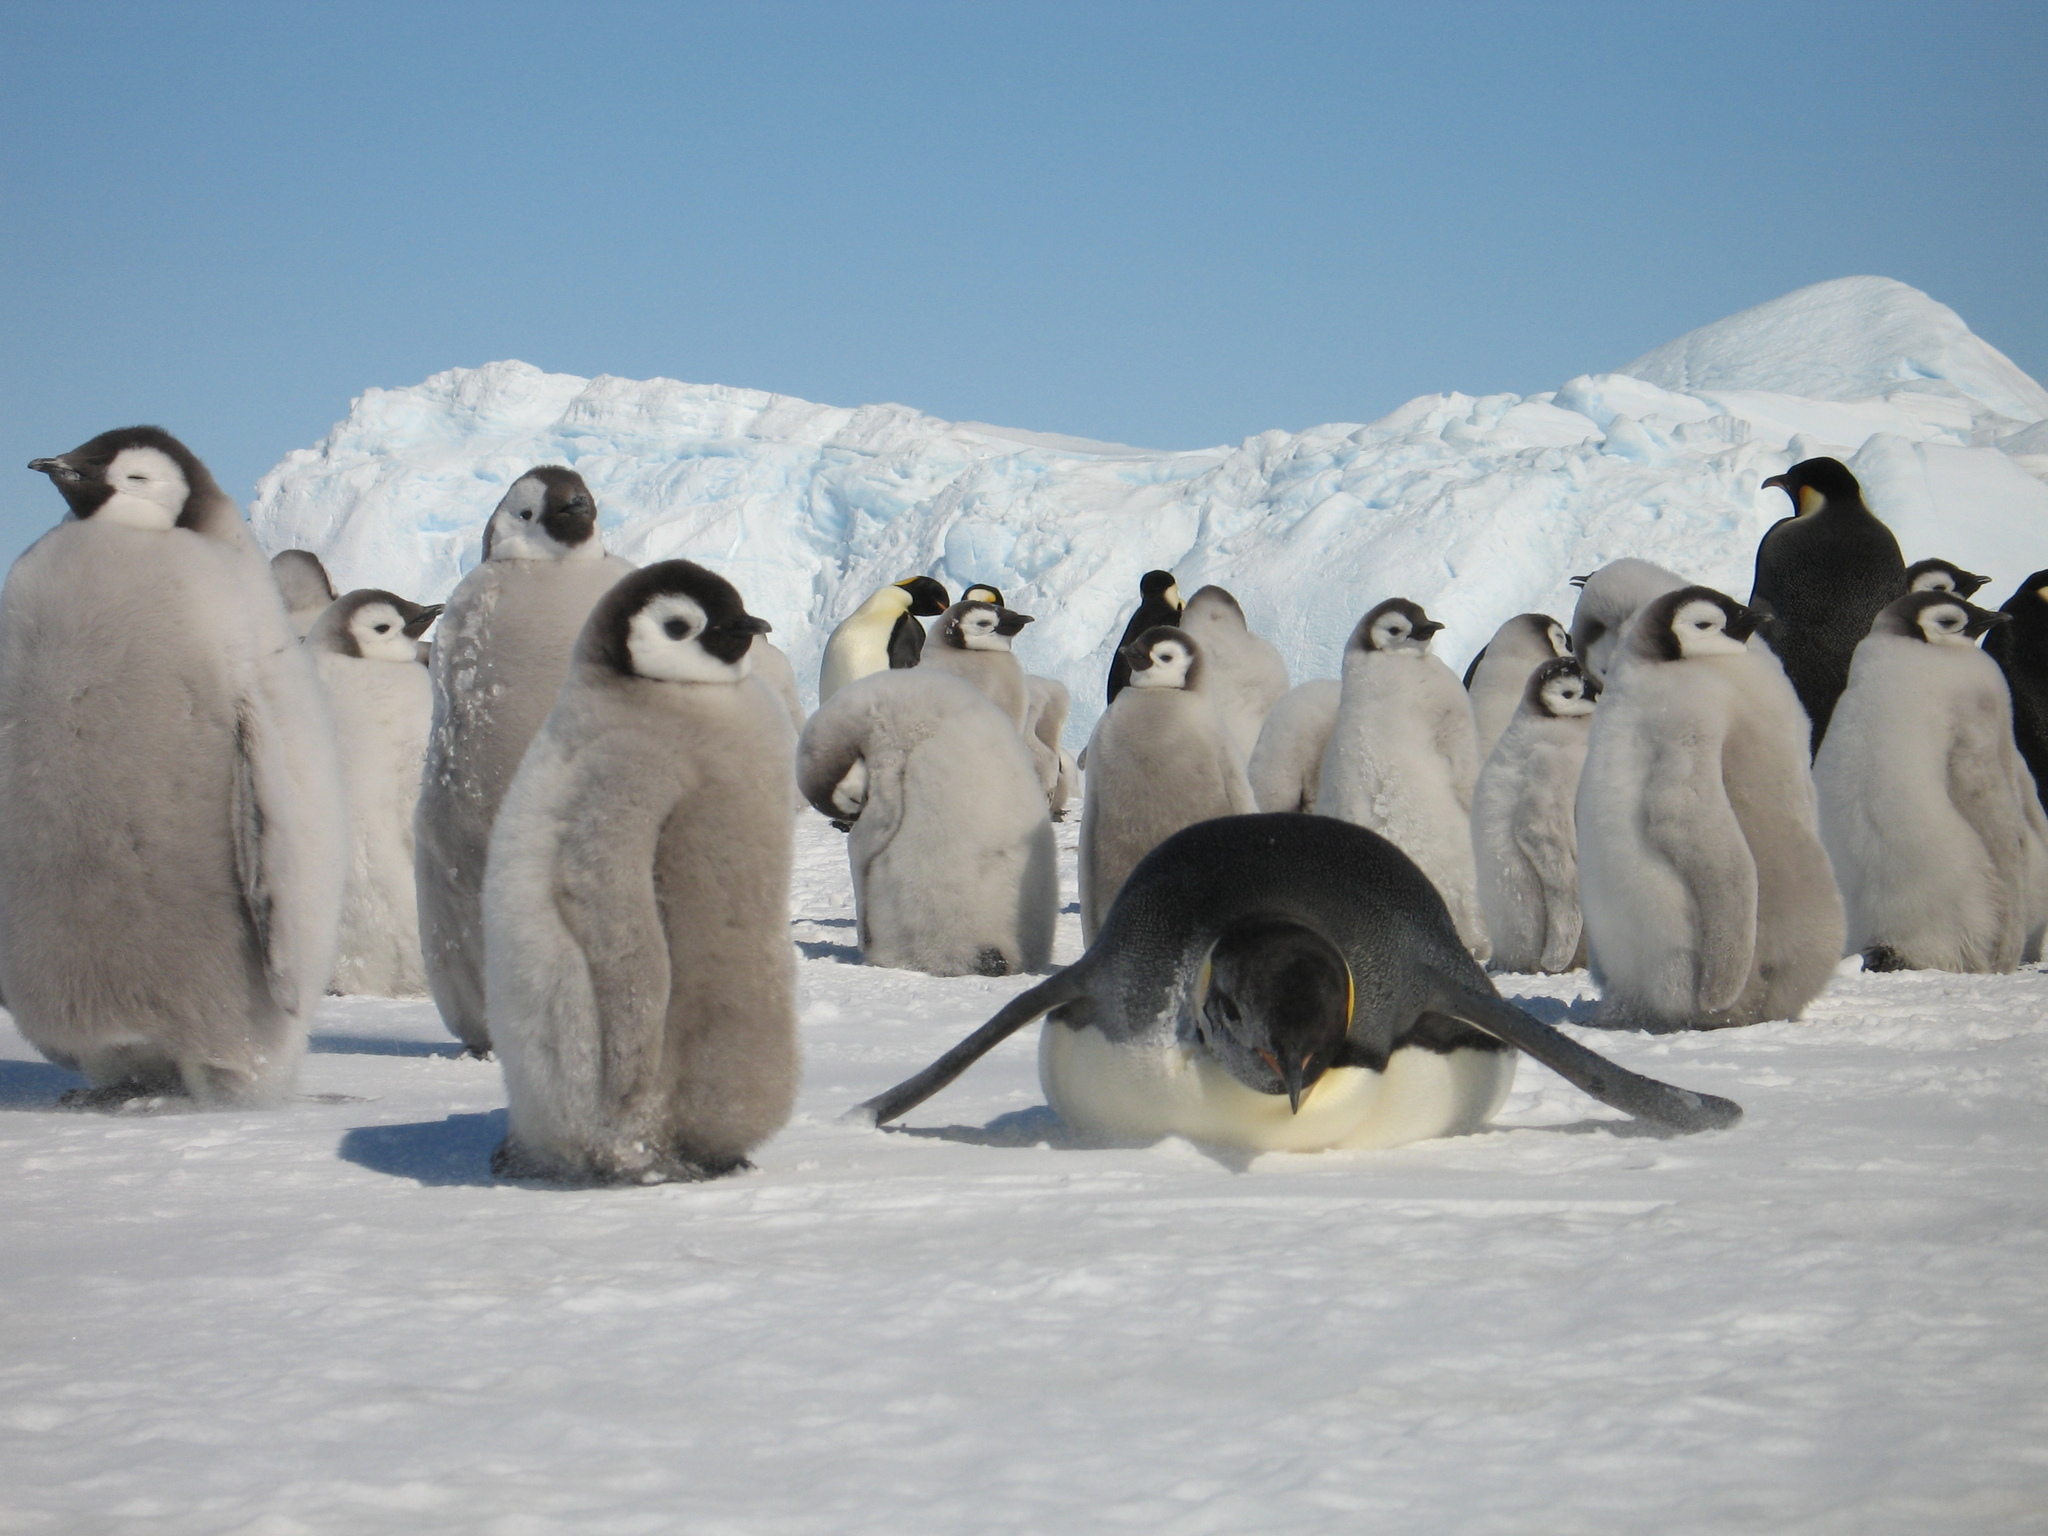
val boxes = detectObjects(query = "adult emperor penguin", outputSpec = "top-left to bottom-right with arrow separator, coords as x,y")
1568,559 -> 1686,683
1815,591 -> 2048,973
307,589 -> 444,996
0,428 -> 346,1102
1577,586 -> 1843,1031
798,669 -> 1055,976
852,815 -> 1741,1151
272,549 -> 338,636
1983,570 -> 2048,811
1105,569 -> 1185,705
816,576 -> 950,704
1471,657 -> 1599,974
1318,600 -> 1490,961
1022,674 -> 1079,818
1905,558 -> 1990,598
1464,612 -> 1571,762
1176,585 -> 1291,768
1751,456 -> 1905,752
487,561 -> 796,1183
961,582 -> 1005,606
1079,627 -> 1254,942
415,465 -> 635,1055
1247,678 -> 1341,813
918,598 -> 1035,727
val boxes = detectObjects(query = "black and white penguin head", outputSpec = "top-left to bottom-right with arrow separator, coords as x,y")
1762,456 -> 1864,518
1138,569 -> 1184,614
583,560 -> 772,685
1633,586 -> 1763,662
483,466 -> 602,562
29,426 -> 224,532
960,582 -> 1004,607
1120,626 -> 1200,690
937,599 -> 1033,652
308,590 -> 444,662
1192,917 -> 1354,1113
1874,591 -> 2008,647
1528,656 -> 1600,717
894,576 -> 951,616
1350,598 -> 1443,657
1904,558 -> 1990,598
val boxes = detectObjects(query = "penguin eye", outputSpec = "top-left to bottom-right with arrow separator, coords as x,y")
518,510 -> 533,520
373,623 -> 392,634
662,618 -> 690,640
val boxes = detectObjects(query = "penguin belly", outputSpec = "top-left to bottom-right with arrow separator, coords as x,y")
1038,1024 -> 1516,1152
319,654 -> 431,996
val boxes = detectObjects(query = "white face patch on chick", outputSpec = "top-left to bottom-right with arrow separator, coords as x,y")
1368,611 -> 1429,655
624,594 -> 753,684
1913,602 -> 1977,647
94,447 -> 189,531
1128,639 -> 1193,689
1539,672 -> 1597,717
347,602 -> 422,664
954,608 -> 1013,652
1667,598 -> 1750,659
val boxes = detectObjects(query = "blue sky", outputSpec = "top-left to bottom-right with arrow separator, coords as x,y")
3,1 -> 2043,564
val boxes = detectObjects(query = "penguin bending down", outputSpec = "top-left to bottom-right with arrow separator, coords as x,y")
917,599 -> 1034,727
416,466 -> 635,1054
0,429 -> 346,1102
1176,585 -> 1291,768
1984,571 -> 2048,813
1750,457 -> 1905,752
1023,675 -> 1079,818
1464,613 -> 1570,762
1905,558 -> 1990,598
1815,592 -> 2048,973
1318,600 -> 1490,961
798,669 -> 1055,977
308,590 -> 443,996
1247,679 -> 1341,813
1079,627 -> 1254,942
1577,587 -> 1843,1032
272,549 -> 338,636
749,635 -> 806,732
852,816 -> 1742,1151
487,562 -> 796,1183
817,577 -> 950,704
1569,559 -> 1686,682
1471,657 -> 1599,974
1106,569 -> 1184,705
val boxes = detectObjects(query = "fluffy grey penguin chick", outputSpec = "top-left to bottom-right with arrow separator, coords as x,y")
1577,586 -> 1843,1031
1,428 -> 346,1103
1471,657 -> 1599,974
1904,558 -> 1990,598
798,669 -> 1055,977
1248,678 -> 1341,813
1023,675 -> 1079,818
1815,592 -> 2048,973
1569,559 -> 1687,682
749,635 -> 806,732
307,590 -> 444,996
918,599 -> 1034,727
272,549 -> 338,636
1464,613 -> 1570,762
1319,600 -> 1490,962
1079,627 -> 1255,942
415,466 -> 636,1054
487,561 -> 797,1184
1176,585 -> 1292,769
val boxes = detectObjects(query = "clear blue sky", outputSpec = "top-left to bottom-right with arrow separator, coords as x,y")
4,1 -> 2043,565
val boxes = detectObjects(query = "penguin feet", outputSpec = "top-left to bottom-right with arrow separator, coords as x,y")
1861,945 -> 1905,973
57,1084 -> 178,1114
973,947 -> 1012,977
463,1046 -> 496,1062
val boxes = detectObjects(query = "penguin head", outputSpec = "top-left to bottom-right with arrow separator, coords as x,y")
1636,587 -> 1763,662
1351,598 -> 1443,657
1529,656 -> 1600,717
1904,558 -> 1990,598
309,590 -> 445,662
271,550 -> 337,611
894,576 -> 951,617
960,582 -> 1004,607
584,560 -> 771,684
1192,917 -> 1354,1114
1762,456 -> 1864,518
938,599 -> 1032,651
29,426 -> 221,532
1139,569 -> 1184,613
1544,618 -> 1570,656
482,466 -> 601,561
1120,626 -> 1199,689
1876,591 -> 2009,647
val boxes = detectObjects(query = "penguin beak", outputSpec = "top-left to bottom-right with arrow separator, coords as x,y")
1965,609 -> 2012,639
1568,574 -> 1590,588
1119,641 -> 1153,672
1260,1049 -> 1310,1115
402,604 -> 445,639
28,457 -> 80,482
1762,473 -> 1791,493
994,609 -> 1033,637
1414,620 -> 1444,639
1725,604 -> 1765,643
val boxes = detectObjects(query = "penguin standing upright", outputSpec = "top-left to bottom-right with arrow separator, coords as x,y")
1247,679 -> 1342,813
1176,585 -> 1291,768
1471,657 -> 1599,973
487,562 -> 797,1184
1576,586 -> 1843,1031
0,429 -> 346,1102
1568,559 -> 1686,683
1318,600 -> 1489,961
415,466 -> 635,1055
1105,570 -> 1184,704
1984,571 -> 2048,812
1816,592 -> 2048,972
817,577 -> 950,704
1464,613 -> 1570,762
272,549 -> 338,637
1022,674 -> 1079,818
917,599 -> 1034,727
306,589 -> 444,997
1905,558 -> 1990,598
1079,627 -> 1254,941
1750,457 -> 1905,751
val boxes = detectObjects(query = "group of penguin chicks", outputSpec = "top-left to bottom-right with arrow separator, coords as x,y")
0,426 -> 2030,1185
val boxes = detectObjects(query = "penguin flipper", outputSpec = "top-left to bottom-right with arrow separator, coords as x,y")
887,613 -> 926,669
849,969 -> 1089,1127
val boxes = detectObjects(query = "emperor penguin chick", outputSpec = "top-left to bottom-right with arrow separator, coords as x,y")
1176,585 -> 1291,768
1464,613 -> 1570,762
272,550 -> 338,636
0,428 -> 345,1102
1023,675 -> 1079,818
487,561 -> 796,1184
1079,628 -> 1254,942
307,590 -> 444,996
798,669 -> 1055,977
1814,592 -> 2048,973
918,599 -> 1034,727
1106,569 -> 1184,705
1248,678 -> 1341,813
1577,587 -> 1843,1031
816,577 -> 950,704
1471,657 -> 1599,974
1905,558 -> 1990,598
1318,600 -> 1490,961
415,466 -> 635,1054
1569,559 -> 1686,683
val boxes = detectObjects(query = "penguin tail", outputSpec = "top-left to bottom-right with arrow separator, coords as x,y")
1438,989 -> 1742,1135
846,969 -> 1089,1128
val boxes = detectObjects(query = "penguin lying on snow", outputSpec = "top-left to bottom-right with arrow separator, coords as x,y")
851,815 -> 1741,1150
817,577 -> 950,704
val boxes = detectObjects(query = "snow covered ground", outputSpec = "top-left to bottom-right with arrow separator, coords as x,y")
6,813 -> 2048,1534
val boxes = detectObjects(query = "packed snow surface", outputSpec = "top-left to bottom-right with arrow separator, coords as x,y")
5,815 -> 2048,1533
253,276 -> 2048,737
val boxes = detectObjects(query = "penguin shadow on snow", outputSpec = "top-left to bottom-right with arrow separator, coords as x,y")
337,1109 -> 506,1187
0,1057 -> 89,1111
308,1031 -> 468,1059
881,1105 -> 1266,1171
790,917 -> 863,965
